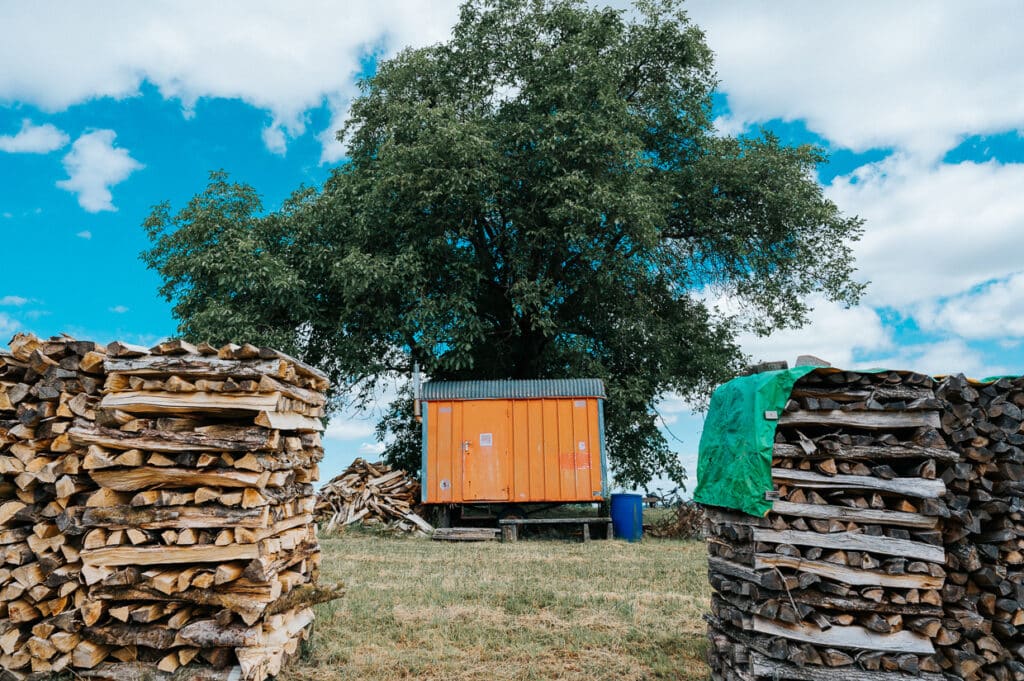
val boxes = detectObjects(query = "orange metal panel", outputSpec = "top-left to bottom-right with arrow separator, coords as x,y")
588,401 -> 603,497
541,400 -> 560,499
511,401 -> 530,503
527,400 -> 545,500
571,399 -> 592,499
425,396 -> 604,504
437,402 -> 454,503
425,401 -> 454,503
556,400 -> 575,499
453,401 -> 464,502
462,400 -> 510,501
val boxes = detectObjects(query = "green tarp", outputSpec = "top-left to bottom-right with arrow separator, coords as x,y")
693,367 -> 816,517
693,368 -> 1024,517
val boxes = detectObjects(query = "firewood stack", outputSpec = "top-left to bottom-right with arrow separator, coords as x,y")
936,374 -> 1024,681
705,369 -> 955,681
0,333 -> 105,675
316,458 -> 432,536
1,333 -> 341,680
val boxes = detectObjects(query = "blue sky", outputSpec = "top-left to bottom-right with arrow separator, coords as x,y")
2,1 -> 1024,493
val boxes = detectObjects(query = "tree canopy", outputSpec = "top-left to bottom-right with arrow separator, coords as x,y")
142,0 -> 864,488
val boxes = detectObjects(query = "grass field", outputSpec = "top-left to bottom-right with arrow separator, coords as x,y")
282,531 -> 711,681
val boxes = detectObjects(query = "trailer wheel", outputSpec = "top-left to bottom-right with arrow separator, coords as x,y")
498,505 -> 527,521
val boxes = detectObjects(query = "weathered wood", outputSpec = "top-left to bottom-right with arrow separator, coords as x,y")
104,355 -> 289,379
770,501 -> 938,529
69,424 -> 280,452
316,458 -> 428,535
433,527 -> 500,542
753,554 -> 944,589
175,619 -> 262,648
89,581 -> 283,625
255,346 -> 329,386
72,640 -> 111,669
100,390 -> 282,415
708,557 -> 770,589
89,467 -> 288,491
772,469 -> 946,499
779,410 -> 941,429
81,543 -> 259,567
106,342 -> 150,358
254,411 -> 325,432
773,442 -> 957,463
79,505 -> 271,530
790,385 -> 936,403
256,374 -> 326,407
242,538 -> 319,583
748,651 -> 943,681
74,662 -> 245,681
0,332 -> 331,680
752,616 -> 934,654
498,517 -> 611,526
84,623 -> 176,649
752,528 -> 944,563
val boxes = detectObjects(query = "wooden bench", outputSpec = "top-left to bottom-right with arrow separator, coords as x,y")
498,517 -> 613,543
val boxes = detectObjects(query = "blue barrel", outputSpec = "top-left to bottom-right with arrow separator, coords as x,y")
610,493 -> 643,542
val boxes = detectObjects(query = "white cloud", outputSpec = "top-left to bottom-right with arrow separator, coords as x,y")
0,313 -> 19,344
56,130 -> 143,212
0,119 -> 69,153
261,123 -> 289,157
828,156 -> 1024,308
1,2 -> 1020,164
108,305 -> 129,314
324,418 -> 377,441
0,2 -> 462,158
688,1 -> 1024,158
738,298 -> 891,369
917,272 -> 1024,340
0,296 -> 28,306
868,338 -> 996,379
703,291 -> 892,369
76,230 -> 92,239
318,98 -> 354,164
358,442 -> 386,456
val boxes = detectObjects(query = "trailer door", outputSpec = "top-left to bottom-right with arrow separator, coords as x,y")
462,401 -> 510,501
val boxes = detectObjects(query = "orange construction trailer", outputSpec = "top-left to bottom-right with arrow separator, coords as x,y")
419,379 -> 608,516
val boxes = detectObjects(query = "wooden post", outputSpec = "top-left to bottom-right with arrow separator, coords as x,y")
582,523 -> 590,543
501,524 -> 517,543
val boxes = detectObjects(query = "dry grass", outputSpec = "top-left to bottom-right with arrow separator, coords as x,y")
282,531 -> 711,681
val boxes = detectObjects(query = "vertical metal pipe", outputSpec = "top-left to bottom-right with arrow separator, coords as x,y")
413,362 -> 422,420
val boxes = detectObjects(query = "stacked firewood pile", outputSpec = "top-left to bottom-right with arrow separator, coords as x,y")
315,458 -> 432,536
0,333 -> 105,674
705,369 -> 955,681
936,374 -> 1024,681
0,333 -> 341,680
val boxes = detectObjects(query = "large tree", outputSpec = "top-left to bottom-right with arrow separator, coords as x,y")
143,0 -> 864,488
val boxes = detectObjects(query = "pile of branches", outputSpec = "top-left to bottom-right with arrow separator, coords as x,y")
315,459 -> 433,536
645,501 -> 706,539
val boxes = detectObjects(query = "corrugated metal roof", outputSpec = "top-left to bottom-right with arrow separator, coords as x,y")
421,378 -> 606,401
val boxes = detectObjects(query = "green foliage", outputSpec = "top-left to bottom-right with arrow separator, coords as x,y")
142,0 -> 864,488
